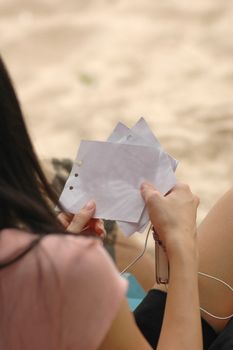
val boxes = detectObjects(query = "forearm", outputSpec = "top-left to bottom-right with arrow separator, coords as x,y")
157,243 -> 202,350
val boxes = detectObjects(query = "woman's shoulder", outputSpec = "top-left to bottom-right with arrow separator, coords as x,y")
40,233 -> 128,296
0,229 -> 128,350
0,230 -> 127,350
40,233 -> 116,277
40,233 -> 101,265
0,229 -> 96,270
1,228 -> 105,263
0,228 -> 127,293
0,228 -> 123,282
38,234 -> 129,350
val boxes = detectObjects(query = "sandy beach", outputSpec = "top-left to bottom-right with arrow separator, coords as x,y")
1,0 -> 233,244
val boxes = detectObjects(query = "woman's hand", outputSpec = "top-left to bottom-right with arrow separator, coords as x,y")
141,183 -> 202,349
141,182 -> 199,260
57,200 -> 106,239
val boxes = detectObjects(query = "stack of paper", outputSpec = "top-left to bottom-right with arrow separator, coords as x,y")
58,118 -> 178,236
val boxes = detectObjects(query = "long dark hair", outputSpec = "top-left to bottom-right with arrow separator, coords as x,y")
0,56 -> 64,265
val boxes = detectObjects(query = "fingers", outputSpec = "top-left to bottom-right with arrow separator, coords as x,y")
172,183 -> 200,207
57,212 -> 74,229
88,219 -> 107,239
94,220 -> 106,238
59,201 -> 106,239
141,181 -> 198,205
140,181 -> 199,221
67,200 -> 96,234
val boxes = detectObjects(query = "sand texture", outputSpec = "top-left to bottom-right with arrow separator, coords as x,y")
1,0 -> 233,228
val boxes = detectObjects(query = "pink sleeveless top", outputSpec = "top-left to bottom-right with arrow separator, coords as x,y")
0,229 -> 128,350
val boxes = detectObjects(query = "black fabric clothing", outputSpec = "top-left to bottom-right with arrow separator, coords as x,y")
134,289 -> 218,349
209,317 -> 233,350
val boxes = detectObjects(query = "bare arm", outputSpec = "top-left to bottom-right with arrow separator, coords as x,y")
197,188 -> 233,333
148,183 -> 202,350
157,245 -> 202,349
53,183 -> 202,350
100,183 -> 202,350
99,248 -> 202,350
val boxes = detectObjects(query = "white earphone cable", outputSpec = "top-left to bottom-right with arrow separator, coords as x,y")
198,271 -> 233,320
120,224 -> 152,275
120,226 -> 233,321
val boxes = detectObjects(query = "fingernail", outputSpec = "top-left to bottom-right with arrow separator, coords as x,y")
84,200 -> 95,210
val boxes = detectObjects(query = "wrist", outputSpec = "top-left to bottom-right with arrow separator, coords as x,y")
166,230 -> 198,265
168,240 -> 199,288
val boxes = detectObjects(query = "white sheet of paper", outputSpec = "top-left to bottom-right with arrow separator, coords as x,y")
107,118 -> 177,235
132,118 -> 178,171
58,118 -> 178,236
59,140 -> 161,222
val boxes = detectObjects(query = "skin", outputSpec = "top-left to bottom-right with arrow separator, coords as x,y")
142,183 -> 201,350
1,184 -> 231,349
197,188 -> 233,333
57,200 -> 106,239
59,182 -> 202,349
58,183 -> 233,346
152,187 -> 233,334
115,230 -> 155,291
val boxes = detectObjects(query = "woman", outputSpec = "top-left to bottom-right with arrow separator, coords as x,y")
0,54 -> 225,349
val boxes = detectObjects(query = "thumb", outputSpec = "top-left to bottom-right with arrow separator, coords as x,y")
57,212 -> 74,228
67,200 -> 96,233
140,182 -> 162,206
140,182 -> 165,233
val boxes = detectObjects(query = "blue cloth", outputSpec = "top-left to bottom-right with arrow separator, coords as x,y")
123,273 -> 145,311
